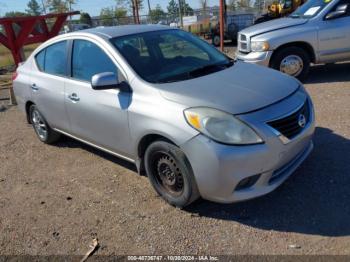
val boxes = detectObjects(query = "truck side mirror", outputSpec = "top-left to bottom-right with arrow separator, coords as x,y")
325,4 -> 348,20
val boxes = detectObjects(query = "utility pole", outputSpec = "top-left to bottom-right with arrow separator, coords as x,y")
178,0 -> 183,28
41,0 -> 47,14
134,0 -> 140,24
147,0 -> 151,13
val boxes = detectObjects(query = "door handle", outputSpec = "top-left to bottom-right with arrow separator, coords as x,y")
31,84 -> 39,91
68,93 -> 80,102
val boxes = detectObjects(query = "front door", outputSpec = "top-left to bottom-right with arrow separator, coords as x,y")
64,39 -> 132,158
318,0 -> 350,62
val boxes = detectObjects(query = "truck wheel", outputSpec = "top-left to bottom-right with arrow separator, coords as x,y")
213,35 -> 220,47
29,105 -> 61,144
271,46 -> 310,81
144,141 -> 200,208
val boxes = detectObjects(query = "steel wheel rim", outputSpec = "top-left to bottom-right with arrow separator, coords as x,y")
32,110 -> 48,140
280,55 -> 304,76
151,151 -> 184,197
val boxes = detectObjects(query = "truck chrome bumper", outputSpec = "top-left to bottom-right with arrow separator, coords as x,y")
235,51 -> 273,67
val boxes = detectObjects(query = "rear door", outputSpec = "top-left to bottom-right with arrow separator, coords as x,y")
31,40 -> 70,131
64,38 -> 132,158
318,0 -> 350,62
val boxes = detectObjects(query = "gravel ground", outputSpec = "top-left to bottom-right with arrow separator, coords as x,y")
0,50 -> 350,256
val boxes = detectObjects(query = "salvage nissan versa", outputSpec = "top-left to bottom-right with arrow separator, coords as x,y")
13,25 -> 315,207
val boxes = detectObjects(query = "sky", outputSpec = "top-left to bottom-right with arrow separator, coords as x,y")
0,0 -> 218,17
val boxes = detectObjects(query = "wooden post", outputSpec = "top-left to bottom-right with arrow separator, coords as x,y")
9,85 -> 17,105
0,81 -> 16,105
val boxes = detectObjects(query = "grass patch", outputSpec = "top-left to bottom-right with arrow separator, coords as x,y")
0,43 -> 40,68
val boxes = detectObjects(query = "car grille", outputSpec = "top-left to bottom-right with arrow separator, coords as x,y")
267,100 -> 310,140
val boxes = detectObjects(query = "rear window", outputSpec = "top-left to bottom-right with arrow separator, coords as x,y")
35,50 -> 45,71
35,41 -> 67,76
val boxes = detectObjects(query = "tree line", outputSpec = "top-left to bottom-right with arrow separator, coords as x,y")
99,0 -> 195,26
3,0 -> 77,17
2,0 -> 264,24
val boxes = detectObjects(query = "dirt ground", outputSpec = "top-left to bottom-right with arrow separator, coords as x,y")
1,48 -> 350,256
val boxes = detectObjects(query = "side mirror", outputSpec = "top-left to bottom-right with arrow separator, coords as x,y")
91,72 -> 131,92
91,72 -> 118,90
325,4 -> 348,20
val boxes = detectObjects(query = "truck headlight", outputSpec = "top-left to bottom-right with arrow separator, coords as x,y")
184,107 -> 263,145
251,41 -> 270,52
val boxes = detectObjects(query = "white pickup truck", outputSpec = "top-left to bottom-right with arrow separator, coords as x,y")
236,0 -> 350,80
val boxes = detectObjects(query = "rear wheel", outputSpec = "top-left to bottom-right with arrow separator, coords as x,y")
144,141 -> 199,208
271,46 -> 310,81
29,105 -> 60,144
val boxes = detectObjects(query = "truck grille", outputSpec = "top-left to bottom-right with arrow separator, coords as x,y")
240,42 -> 248,50
267,100 -> 310,140
238,33 -> 249,52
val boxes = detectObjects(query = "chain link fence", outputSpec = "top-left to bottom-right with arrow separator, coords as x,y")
86,0 -> 275,37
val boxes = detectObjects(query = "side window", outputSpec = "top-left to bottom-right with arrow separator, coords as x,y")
72,40 -> 117,82
35,49 -> 45,71
331,0 -> 350,16
44,41 -> 67,76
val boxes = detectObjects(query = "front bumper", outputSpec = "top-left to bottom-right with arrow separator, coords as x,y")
181,90 -> 315,203
235,50 -> 273,67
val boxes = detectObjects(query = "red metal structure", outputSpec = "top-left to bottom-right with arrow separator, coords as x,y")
0,11 -> 79,67
219,0 -> 225,51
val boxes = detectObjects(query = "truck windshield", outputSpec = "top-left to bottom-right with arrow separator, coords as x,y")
111,29 -> 232,83
290,0 -> 333,18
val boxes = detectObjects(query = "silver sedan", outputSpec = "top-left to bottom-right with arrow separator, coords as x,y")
13,25 -> 315,207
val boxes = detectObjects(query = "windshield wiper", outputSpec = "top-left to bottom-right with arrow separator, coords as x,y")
188,61 -> 234,77
157,61 -> 234,83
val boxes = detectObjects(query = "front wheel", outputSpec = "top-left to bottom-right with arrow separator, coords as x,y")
144,141 -> 199,208
213,35 -> 221,47
270,46 -> 310,82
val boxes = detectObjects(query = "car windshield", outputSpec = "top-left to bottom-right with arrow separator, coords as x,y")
290,0 -> 333,18
111,29 -> 232,83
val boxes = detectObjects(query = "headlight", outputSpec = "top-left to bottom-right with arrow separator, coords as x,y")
184,107 -> 263,145
251,41 -> 270,52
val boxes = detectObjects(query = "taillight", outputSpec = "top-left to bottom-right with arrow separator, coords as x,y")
12,71 -> 18,81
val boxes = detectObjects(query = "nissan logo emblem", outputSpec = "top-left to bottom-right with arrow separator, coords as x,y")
298,114 -> 306,128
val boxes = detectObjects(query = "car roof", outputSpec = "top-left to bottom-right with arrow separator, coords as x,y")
76,24 -> 174,39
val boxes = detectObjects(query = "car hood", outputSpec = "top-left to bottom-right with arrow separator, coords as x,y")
240,17 -> 308,37
156,62 -> 299,115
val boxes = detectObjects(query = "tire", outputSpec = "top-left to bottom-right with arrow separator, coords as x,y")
270,46 -> 310,82
144,141 -> 200,208
29,105 -> 61,144
213,35 -> 220,47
